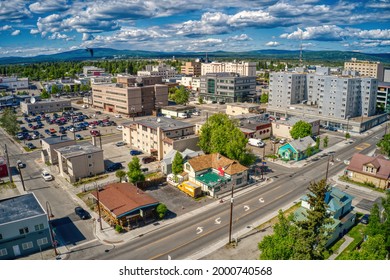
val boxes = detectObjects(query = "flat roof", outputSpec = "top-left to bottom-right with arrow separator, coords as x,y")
21,99 -> 71,105
0,193 -> 45,225
161,105 -> 196,111
136,117 -> 194,131
56,142 -> 102,158
42,135 -> 75,145
275,116 -> 318,126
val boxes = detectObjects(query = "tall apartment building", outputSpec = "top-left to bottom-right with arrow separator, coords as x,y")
269,70 -> 378,120
199,72 -> 256,103
201,61 -> 256,76
122,117 -> 199,160
137,64 -> 177,79
344,58 -> 384,82
181,61 -> 201,76
377,82 -> 390,113
92,76 -> 168,117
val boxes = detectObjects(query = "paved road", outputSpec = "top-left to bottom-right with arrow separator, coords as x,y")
79,126 -> 386,260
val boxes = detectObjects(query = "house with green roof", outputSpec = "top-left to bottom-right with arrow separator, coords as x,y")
277,136 -> 316,161
294,186 -> 356,247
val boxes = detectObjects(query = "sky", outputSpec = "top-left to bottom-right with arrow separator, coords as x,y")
0,0 -> 389,57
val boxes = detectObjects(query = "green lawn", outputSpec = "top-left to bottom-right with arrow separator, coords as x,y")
336,224 -> 366,260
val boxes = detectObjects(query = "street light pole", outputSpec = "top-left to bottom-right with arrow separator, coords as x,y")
46,201 -> 58,256
325,155 -> 334,183
228,182 -> 235,244
95,183 -> 103,230
17,165 -> 26,192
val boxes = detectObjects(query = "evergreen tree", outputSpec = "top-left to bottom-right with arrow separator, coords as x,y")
377,134 -> 390,157
0,108 -> 19,136
323,136 -> 329,148
172,151 -> 184,182
315,136 -> 320,150
293,179 -> 333,260
290,121 -> 312,140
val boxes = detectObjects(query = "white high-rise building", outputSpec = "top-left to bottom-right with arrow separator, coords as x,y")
201,61 -> 256,76
137,64 -> 177,79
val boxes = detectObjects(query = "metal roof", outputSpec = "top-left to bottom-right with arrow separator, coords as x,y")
0,193 -> 46,225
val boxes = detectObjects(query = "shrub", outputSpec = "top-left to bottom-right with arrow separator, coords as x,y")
115,224 -> 123,233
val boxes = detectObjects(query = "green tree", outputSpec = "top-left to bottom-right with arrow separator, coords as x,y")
342,235 -> 388,260
258,210 -> 297,259
260,93 -> 269,103
0,108 -> 19,136
156,203 -> 168,219
51,84 -> 59,95
315,136 -> 320,150
40,88 -> 50,99
115,170 -> 127,182
63,84 -> 71,94
172,151 -> 184,182
345,132 -> 351,140
198,96 -> 204,104
173,85 -> 189,105
293,179 -> 333,260
377,134 -> 390,157
127,157 -> 145,184
305,144 -> 314,158
198,113 -> 255,166
323,135 -> 329,148
290,120 -> 312,140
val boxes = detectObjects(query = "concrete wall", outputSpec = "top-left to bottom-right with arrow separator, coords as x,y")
348,170 -> 389,189
20,100 -> 72,114
41,139 -> 76,165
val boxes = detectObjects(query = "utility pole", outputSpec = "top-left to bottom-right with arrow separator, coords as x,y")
17,165 -> 26,192
228,183 -> 235,244
4,144 -> 12,183
95,184 -> 103,231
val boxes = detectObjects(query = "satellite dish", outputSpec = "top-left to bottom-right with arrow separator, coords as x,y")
30,97 -> 36,104
136,76 -> 143,83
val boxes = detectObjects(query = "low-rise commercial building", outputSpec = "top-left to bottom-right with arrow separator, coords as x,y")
91,183 -> 159,228
0,76 -> 29,91
271,116 -> 320,140
56,143 -> 104,183
92,75 -> 168,117
226,103 -> 264,116
122,117 -> 199,160
41,136 -> 76,165
20,99 -> 72,114
0,193 -> 53,260
160,105 -> 196,118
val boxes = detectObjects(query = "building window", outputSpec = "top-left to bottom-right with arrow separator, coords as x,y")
22,241 -> 33,250
34,224 -> 44,231
0,233 -> 2,240
37,238 -> 49,246
88,155 -> 92,159
0,248 -> 7,257
19,227 -> 29,235
236,178 -> 242,185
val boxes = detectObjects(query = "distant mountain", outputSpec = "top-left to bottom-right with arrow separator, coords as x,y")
0,48 -> 389,65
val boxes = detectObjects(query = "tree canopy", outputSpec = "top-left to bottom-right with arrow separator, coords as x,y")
198,113 -> 255,166
127,157 -> 145,184
172,151 -> 184,177
169,85 -> 189,105
377,134 -> 390,157
0,108 -> 19,136
290,120 -> 312,140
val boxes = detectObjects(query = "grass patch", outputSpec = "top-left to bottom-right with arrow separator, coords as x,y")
0,181 -> 17,189
23,147 -> 33,152
255,202 -> 301,231
336,224 -> 366,260
73,174 -> 109,187
145,172 -> 163,180
324,237 -> 346,259
339,175 -> 386,193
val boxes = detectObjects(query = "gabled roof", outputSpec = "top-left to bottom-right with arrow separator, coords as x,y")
187,153 -> 248,175
286,136 -> 315,152
91,183 -> 159,218
347,153 -> 390,180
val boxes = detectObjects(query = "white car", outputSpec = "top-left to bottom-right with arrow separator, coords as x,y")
116,125 -> 123,130
42,170 -> 53,181
115,114 -> 122,118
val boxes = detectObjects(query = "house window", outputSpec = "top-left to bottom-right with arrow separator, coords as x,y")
88,155 -> 92,159
34,224 -> 44,231
37,238 -> 48,246
236,178 -> 242,185
19,227 -> 29,235
22,241 -> 33,250
0,248 -> 7,257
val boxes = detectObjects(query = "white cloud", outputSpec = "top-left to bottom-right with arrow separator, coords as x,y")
1,25 -> 12,31
229,34 -> 252,41
11,30 -> 21,36
30,29 -> 40,35
82,33 -> 95,41
265,41 -> 280,47
0,0 -> 31,21
48,32 -> 74,41
29,1 -> 69,14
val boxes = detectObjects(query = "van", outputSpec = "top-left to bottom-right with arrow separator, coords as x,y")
248,138 -> 265,147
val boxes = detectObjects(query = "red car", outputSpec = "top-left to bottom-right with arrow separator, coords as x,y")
90,129 -> 100,136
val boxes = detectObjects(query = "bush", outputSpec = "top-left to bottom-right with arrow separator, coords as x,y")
115,224 -> 123,233
156,203 -> 168,219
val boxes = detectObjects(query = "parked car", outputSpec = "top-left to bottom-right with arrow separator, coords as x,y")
130,150 -> 142,156
106,162 -> 123,172
115,141 -> 126,147
16,160 -> 25,168
360,214 -> 370,225
115,114 -> 122,118
26,143 -> 36,149
116,125 -> 123,130
90,130 -> 100,136
142,156 -> 156,164
41,170 -> 53,181
75,134 -> 83,140
141,167 -> 149,173
74,206 -> 91,220
279,138 -> 287,144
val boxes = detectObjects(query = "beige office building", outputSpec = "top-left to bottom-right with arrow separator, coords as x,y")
122,117 -> 199,160
344,58 -> 384,81
181,61 -> 201,76
56,143 -> 104,183
201,61 -> 256,76
92,76 -> 168,117
20,99 -> 72,114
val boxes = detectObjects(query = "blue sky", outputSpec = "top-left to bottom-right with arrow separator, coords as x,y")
0,0 -> 389,57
